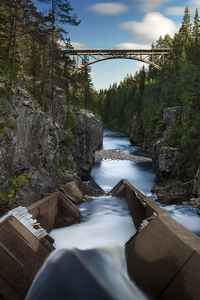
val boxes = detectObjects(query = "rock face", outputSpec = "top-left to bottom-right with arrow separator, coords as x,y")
193,167 -> 200,198
152,107 -> 181,181
0,84 -> 103,213
151,107 -> 195,203
71,110 -> 103,179
129,106 -> 199,205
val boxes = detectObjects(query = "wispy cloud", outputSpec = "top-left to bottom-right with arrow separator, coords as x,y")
191,0 -> 200,7
88,2 -> 129,15
115,43 -> 150,49
121,13 -> 177,43
90,71 -> 96,78
71,42 -> 87,49
165,6 -> 185,16
190,0 -> 200,13
135,0 -> 172,12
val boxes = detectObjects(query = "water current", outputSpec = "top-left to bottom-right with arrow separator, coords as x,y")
27,129 -> 200,300
92,129 -> 200,237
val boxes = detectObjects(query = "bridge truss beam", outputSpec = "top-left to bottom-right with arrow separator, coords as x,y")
66,49 -> 171,73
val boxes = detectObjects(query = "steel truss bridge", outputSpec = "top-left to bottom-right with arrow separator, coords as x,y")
66,48 -> 171,73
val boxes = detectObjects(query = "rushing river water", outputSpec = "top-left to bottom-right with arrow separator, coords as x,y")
27,129 -> 200,300
92,129 -> 200,237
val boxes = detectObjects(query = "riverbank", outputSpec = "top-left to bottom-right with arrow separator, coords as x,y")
95,149 -> 151,163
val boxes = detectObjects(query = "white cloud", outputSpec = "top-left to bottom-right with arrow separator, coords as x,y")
191,0 -> 200,7
135,61 -> 147,69
89,2 -> 129,15
71,42 -> 87,49
165,6 -> 185,16
136,0 -> 172,12
90,71 -> 96,78
121,13 -> 177,43
190,0 -> 200,13
116,43 -> 150,49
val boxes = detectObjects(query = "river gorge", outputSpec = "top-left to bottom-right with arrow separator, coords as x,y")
27,128 -> 200,300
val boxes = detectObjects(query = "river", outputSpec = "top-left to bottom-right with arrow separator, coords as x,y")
92,129 -> 200,237
26,129 -> 200,300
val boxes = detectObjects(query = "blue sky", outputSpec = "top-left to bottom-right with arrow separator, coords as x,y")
34,0 -> 200,89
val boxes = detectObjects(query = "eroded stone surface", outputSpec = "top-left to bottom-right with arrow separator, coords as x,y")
0,84 -> 103,212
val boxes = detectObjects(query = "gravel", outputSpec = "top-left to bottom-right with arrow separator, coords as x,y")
95,149 -> 152,163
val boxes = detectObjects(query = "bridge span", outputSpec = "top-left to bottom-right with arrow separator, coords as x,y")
66,48 -> 171,73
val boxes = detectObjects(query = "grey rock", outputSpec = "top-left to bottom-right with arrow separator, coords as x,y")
163,106 -> 181,135
71,110 -> 103,179
151,181 -> 194,204
193,167 -> 200,198
0,84 -> 103,212
152,107 -> 181,181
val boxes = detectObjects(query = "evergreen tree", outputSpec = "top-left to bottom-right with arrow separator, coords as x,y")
38,0 -> 80,121
179,6 -> 192,44
80,56 -> 93,109
193,9 -> 200,45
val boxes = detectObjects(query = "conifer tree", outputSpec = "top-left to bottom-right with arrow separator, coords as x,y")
38,0 -> 80,121
80,56 -> 93,109
193,9 -> 200,45
179,6 -> 192,44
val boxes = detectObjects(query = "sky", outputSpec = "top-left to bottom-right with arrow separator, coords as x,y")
34,0 -> 200,90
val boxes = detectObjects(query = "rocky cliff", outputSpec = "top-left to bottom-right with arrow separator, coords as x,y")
0,84 -> 103,214
129,106 -> 199,206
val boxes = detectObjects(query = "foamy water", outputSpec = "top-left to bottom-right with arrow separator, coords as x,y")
27,196 -> 147,300
51,196 -> 135,249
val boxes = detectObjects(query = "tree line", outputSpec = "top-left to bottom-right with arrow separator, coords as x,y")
94,7 -> 200,180
0,0 -> 95,117
1,3 -> 200,180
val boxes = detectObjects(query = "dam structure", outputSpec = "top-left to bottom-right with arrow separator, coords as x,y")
0,179 -> 200,299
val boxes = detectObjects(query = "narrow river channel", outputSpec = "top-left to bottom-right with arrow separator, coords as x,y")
27,129 -> 200,300
92,129 -> 200,237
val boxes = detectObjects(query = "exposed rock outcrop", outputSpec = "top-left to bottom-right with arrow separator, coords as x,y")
0,84 -> 103,214
151,107 -> 196,203
193,167 -> 200,198
129,106 -> 199,206
152,107 -> 181,181
71,110 -> 103,179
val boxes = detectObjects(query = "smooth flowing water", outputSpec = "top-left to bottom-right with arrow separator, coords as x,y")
92,129 -> 200,237
28,129 -> 200,300
28,195 -> 146,300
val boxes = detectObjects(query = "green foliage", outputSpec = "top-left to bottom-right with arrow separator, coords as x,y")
0,172 -> 31,215
57,160 -> 76,176
0,120 -> 13,133
95,6 -> 200,180
64,105 -> 77,143
0,0 -> 82,114
167,120 -> 182,148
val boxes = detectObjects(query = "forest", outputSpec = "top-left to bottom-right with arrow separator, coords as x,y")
95,7 -> 200,181
0,2 -> 200,181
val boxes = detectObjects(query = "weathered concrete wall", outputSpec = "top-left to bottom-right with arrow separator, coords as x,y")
27,180 -> 93,232
0,216 -> 52,300
111,179 -> 200,300
0,180 -> 92,300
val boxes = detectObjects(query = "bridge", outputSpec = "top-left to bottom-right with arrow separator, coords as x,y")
66,48 -> 171,73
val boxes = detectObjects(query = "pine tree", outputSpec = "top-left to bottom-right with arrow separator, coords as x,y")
179,6 -> 192,44
80,55 -> 93,109
193,9 -> 200,45
38,0 -> 80,122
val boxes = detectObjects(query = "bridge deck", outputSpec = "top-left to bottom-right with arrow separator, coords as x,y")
66,48 -> 171,55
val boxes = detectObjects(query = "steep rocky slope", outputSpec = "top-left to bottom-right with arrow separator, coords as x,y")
129,107 -> 200,207
0,84 -> 103,214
